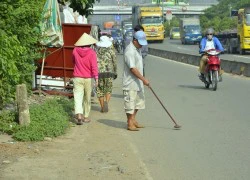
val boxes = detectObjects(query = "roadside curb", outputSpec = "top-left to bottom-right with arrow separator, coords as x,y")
149,48 -> 250,77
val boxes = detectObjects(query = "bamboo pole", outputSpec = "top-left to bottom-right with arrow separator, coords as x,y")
39,48 -> 47,95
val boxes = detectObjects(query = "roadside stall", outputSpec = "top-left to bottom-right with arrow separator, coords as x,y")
35,0 -> 98,96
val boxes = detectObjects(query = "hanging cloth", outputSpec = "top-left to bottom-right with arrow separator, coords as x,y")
40,0 -> 63,47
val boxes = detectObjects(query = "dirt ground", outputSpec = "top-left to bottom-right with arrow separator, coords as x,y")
0,94 -> 152,180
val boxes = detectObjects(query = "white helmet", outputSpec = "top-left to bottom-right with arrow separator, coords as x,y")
206,28 -> 214,35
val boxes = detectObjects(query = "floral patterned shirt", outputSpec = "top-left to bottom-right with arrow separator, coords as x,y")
96,46 -> 117,78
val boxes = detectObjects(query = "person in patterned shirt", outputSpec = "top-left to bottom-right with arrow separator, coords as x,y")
96,36 -> 117,113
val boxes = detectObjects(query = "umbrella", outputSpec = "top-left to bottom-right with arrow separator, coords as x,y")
40,0 -> 63,47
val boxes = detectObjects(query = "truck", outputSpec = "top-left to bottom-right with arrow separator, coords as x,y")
132,5 -> 164,42
216,8 -> 250,55
121,20 -> 132,36
179,17 -> 202,44
103,21 -> 115,30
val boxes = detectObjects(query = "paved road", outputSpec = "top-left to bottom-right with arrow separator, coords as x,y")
118,53 -> 250,180
148,38 -> 250,63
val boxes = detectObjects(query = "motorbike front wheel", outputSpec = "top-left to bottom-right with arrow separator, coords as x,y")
211,70 -> 218,91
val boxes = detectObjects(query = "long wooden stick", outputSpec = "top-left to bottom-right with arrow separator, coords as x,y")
149,86 -> 181,128
39,48 -> 47,95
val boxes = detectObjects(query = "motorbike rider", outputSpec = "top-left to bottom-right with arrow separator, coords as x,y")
199,28 -> 224,81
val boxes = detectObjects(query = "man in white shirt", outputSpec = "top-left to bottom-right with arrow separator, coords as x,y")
123,31 -> 150,131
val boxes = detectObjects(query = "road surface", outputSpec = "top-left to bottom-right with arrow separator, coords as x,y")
0,51 -> 249,180
125,53 -> 250,180
149,39 -> 250,63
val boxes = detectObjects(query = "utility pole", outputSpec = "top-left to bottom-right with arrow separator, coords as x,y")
117,0 -> 120,26
162,0 -> 164,23
157,0 -> 164,22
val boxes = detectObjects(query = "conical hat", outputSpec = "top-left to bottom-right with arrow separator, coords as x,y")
74,33 -> 98,46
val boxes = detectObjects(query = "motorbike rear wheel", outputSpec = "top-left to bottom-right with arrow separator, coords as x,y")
118,45 -> 122,54
211,70 -> 218,91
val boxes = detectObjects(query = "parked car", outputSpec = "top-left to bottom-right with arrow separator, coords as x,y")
169,27 -> 180,39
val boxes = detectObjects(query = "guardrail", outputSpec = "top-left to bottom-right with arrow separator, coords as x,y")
148,48 -> 250,77
92,5 -> 209,15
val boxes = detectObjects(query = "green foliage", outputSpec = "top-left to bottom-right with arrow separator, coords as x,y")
235,0 -> 250,9
59,0 -> 101,17
13,97 -> 72,141
0,110 -> 19,134
200,0 -> 249,33
0,97 -> 73,141
164,17 -> 180,36
0,0 -> 46,108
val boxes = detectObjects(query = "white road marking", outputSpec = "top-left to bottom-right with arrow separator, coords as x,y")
121,131 -> 154,180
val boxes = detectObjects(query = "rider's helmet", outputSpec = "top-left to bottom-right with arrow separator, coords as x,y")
206,28 -> 214,35
206,28 -> 214,40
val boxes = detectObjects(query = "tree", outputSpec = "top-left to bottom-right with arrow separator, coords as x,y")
164,17 -> 180,36
58,0 -> 101,17
199,0 -> 249,33
0,0 -> 45,108
236,0 -> 250,8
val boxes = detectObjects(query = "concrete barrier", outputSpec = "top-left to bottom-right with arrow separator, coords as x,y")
149,48 -> 250,77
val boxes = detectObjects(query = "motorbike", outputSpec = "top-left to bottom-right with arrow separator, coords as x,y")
200,49 -> 222,91
114,38 -> 123,54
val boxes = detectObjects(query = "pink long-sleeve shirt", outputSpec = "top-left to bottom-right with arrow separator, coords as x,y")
72,47 -> 98,79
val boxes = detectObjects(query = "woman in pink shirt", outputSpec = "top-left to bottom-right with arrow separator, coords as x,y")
72,33 -> 98,125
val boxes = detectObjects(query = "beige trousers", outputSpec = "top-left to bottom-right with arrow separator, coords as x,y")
199,55 -> 208,74
123,90 -> 145,114
73,78 -> 92,117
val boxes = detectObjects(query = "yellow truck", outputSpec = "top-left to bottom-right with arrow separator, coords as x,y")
237,8 -> 250,54
132,5 -> 164,42
217,8 -> 250,54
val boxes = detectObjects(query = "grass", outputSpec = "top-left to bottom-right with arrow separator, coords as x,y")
0,96 -> 74,141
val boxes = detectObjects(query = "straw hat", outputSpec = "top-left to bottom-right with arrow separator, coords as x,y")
74,33 -> 98,46
96,35 -> 112,48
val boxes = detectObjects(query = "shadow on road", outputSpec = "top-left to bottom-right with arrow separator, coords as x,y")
97,119 -> 127,129
98,119 -> 178,131
178,84 -> 205,90
91,104 -> 100,112
111,93 -> 123,99
145,125 -> 176,131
